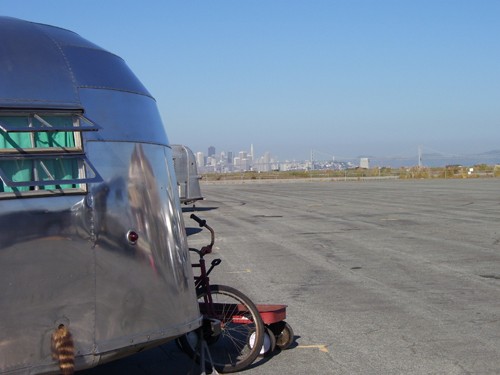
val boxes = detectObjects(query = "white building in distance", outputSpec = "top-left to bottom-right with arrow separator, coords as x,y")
360,157 -> 370,169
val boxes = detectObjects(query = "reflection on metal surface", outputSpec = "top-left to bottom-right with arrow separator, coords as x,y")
171,144 -> 203,204
0,16 -> 200,374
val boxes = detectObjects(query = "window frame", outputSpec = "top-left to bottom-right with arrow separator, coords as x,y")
0,110 -> 102,198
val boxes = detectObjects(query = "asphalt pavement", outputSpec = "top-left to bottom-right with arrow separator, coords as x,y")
83,178 -> 500,374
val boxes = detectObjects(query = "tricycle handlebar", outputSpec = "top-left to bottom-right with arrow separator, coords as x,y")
190,214 -> 206,227
190,214 -> 215,255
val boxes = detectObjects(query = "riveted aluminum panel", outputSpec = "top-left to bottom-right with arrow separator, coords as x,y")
79,88 -> 169,145
0,17 -> 79,108
85,141 -> 199,354
64,47 -> 151,96
0,16 -> 201,374
0,16 -> 151,109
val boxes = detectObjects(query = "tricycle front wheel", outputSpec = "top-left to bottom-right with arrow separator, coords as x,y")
178,284 -> 264,373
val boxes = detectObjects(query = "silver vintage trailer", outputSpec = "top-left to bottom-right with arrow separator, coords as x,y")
0,16 -> 201,374
171,144 -> 204,205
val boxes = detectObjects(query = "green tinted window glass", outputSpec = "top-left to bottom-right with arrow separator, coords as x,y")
0,114 -> 82,194
33,115 -> 76,149
0,116 -> 33,150
0,117 -> 32,192
36,158 -> 79,190
0,159 -> 31,193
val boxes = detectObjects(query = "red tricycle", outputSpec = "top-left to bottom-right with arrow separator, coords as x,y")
177,214 -> 294,373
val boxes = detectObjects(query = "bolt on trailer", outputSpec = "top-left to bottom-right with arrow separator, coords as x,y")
0,16 -> 201,374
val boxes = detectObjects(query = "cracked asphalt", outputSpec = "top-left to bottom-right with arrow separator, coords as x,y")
83,178 -> 500,374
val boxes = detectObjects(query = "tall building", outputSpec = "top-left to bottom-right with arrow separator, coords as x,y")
360,158 -> 370,169
208,146 -> 215,158
233,156 -> 240,170
263,151 -> 271,172
227,151 -> 233,164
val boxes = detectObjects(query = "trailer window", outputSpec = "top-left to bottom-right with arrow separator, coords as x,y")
0,112 -> 101,198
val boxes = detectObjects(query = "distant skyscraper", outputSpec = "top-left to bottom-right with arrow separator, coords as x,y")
227,151 -> 234,164
263,151 -> 271,172
360,158 -> 370,169
208,146 -> 215,157
233,156 -> 241,170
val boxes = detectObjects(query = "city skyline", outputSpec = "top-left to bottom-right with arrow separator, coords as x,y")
195,145 -> 281,173
193,143 -> 500,171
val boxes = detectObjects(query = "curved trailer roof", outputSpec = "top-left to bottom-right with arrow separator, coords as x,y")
0,16 -> 151,109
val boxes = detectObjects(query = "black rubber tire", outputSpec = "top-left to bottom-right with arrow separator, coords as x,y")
178,284 -> 265,373
275,321 -> 294,350
261,327 -> 277,356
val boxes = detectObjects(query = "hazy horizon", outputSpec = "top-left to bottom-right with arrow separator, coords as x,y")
193,144 -> 500,164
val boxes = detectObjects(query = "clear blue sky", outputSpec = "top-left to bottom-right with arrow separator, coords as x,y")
1,1 -> 499,161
